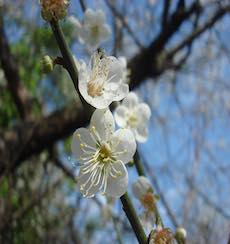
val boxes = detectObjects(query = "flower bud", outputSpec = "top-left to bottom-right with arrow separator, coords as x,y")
41,55 -> 54,73
40,0 -> 69,21
175,227 -> 187,242
149,228 -> 174,244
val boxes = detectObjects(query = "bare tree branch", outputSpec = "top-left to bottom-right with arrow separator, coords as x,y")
0,13 -> 32,120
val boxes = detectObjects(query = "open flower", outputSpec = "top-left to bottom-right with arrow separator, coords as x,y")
78,51 -> 129,109
114,92 -> 151,142
40,0 -> 69,21
71,109 -> 136,198
132,176 -> 156,212
69,9 -> 111,49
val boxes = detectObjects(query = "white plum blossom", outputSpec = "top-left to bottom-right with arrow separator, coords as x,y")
78,51 -> 129,109
114,92 -> 151,142
132,176 -> 157,212
133,176 -> 157,234
132,176 -> 152,200
69,9 -> 111,49
71,109 -> 136,198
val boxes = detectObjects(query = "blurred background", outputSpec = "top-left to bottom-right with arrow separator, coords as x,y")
0,0 -> 230,243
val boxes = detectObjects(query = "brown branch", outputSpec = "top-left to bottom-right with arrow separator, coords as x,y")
105,0 -> 144,49
167,4 -> 230,57
161,0 -> 171,27
0,14 -> 32,120
0,102 -> 86,174
128,1 -> 201,89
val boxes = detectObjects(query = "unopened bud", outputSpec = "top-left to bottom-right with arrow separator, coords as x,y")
41,55 -> 54,73
175,227 -> 187,242
149,228 -> 174,244
40,0 -> 69,21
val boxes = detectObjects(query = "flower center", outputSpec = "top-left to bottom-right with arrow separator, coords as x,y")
141,192 -> 156,211
87,79 -> 103,97
127,113 -> 138,128
98,143 -> 112,163
91,25 -> 100,39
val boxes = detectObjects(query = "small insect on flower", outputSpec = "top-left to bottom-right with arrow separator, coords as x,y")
77,50 -> 129,109
69,9 -> 111,49
114,92 -> 151,142
71,109 -> 136,198
40,0 -> 69,21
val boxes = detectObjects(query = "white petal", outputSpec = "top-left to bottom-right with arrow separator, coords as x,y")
118,56 -> 127,69
111,129 -> 136,164
132,176 -> 152,199
84,8 -> 95,24
113,83 -> 129,101
94,9 -> 106,24
122,92 -> 139,108
90,109 -> 115,141
71,128 -> 96,159
114,105 -> 128,128
99,24 -> 111,40
105,162 -> 128,197
107,57 -> 123,83
136,103 -> 151,121
135,125 -> 148,143
77,168 -> 102,198
68,16 -> 82,31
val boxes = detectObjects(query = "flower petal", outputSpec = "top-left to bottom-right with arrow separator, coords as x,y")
105,162 -> 128,197
107,57 -> 123,83
71,128 -> 96,159
90,109 -> 115,141
84,8 -> 95,24
94,9 -> 106,24
113,83 -> 129,101
135,124 -> 149,143
114,105 -> 128,128
77,168 -> 103,198
132,176 -> 152,199
136,103 -> 151,122
122,92 -> 139,108
68,16 -> 82,32
100,24 -> 111,40
111,129 -> 136,164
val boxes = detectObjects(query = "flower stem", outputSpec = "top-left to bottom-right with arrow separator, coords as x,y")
120,193 -> 147,244
134,151 -> 164,228
49,19 -> 93,117
50,20 -> 79,93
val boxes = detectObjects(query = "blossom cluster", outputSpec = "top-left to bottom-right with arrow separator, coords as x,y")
68,8 -> 151,198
